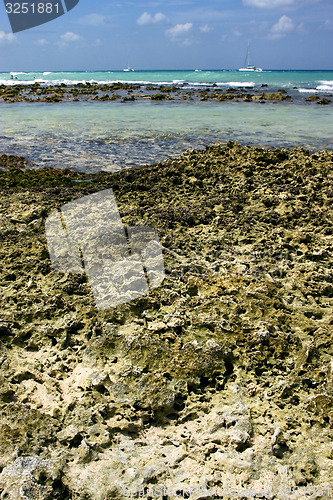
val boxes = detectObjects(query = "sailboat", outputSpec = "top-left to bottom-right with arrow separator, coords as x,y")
239,42 -> 262,72
123,59 -> 134,72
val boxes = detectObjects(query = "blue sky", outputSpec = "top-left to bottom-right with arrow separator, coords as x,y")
0,0 -> 332,70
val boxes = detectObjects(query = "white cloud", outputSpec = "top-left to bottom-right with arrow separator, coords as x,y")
56,32 -> 82,48
78,14 -> 108,26
137,12 -> 168,25
250,19 -> 270,31
199,24 -> 213,33
269,15 -> 295,38
166,23 -> 193,40
322,19 -> 333,30
297,22 -> 306,34
35,38 -> 49,46
0,31 -> 16,45
60,32 -> 81,42
243,0 -> 295,7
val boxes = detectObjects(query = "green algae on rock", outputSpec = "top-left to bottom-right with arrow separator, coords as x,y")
0,143 -> 332,498
1,82 -> 332,105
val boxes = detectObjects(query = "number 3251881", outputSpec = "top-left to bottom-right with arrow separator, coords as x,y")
5,3 -> 61,14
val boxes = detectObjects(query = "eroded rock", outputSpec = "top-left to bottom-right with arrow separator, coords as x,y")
0,143 -> 332,498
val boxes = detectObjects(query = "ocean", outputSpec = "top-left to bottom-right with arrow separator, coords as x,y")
2,69 -> 333,92
1,70 -> 332,172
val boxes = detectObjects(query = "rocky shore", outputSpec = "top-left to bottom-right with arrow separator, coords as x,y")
0,82 -> 332,105
0,143 -> 332,498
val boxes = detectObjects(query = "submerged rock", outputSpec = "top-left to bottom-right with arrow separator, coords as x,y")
0,83 -> 331,105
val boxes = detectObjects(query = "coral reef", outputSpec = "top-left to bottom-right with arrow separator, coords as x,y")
0,82 -> 332,105
0,143 -> 332,498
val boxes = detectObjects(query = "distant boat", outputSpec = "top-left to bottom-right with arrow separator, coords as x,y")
239,42 -> 262,72
123,67 -> 134,72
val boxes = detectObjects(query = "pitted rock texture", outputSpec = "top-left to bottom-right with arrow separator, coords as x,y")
0,143 -> 332,499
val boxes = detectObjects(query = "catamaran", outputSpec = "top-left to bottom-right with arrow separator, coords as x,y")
239,42 -> 262,72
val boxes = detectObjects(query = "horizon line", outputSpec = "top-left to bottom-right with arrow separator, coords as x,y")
3,68 -> 333,73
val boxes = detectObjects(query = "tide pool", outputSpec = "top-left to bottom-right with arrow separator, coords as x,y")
1,100 -> 332,172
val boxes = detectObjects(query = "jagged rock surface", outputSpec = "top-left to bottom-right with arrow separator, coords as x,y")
0,143 -> 332,498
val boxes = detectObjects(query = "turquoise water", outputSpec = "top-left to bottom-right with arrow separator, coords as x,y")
1,100 -> 332,172
1,70 -> 332,171
2,69 -> 333,93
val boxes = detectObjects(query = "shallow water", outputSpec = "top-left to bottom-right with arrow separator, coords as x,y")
0,100 -> 332,172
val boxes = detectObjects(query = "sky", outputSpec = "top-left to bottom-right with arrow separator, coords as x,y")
0,0 -> 332,71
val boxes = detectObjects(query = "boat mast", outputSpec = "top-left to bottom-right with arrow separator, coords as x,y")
247,40 -> 251,68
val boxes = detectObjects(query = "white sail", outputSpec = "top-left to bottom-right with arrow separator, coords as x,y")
239,42 -> 262,72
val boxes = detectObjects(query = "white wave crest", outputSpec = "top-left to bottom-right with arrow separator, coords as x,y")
316,84 -> 333,92
218,81 -> 255,87
298,88 -> 318,93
